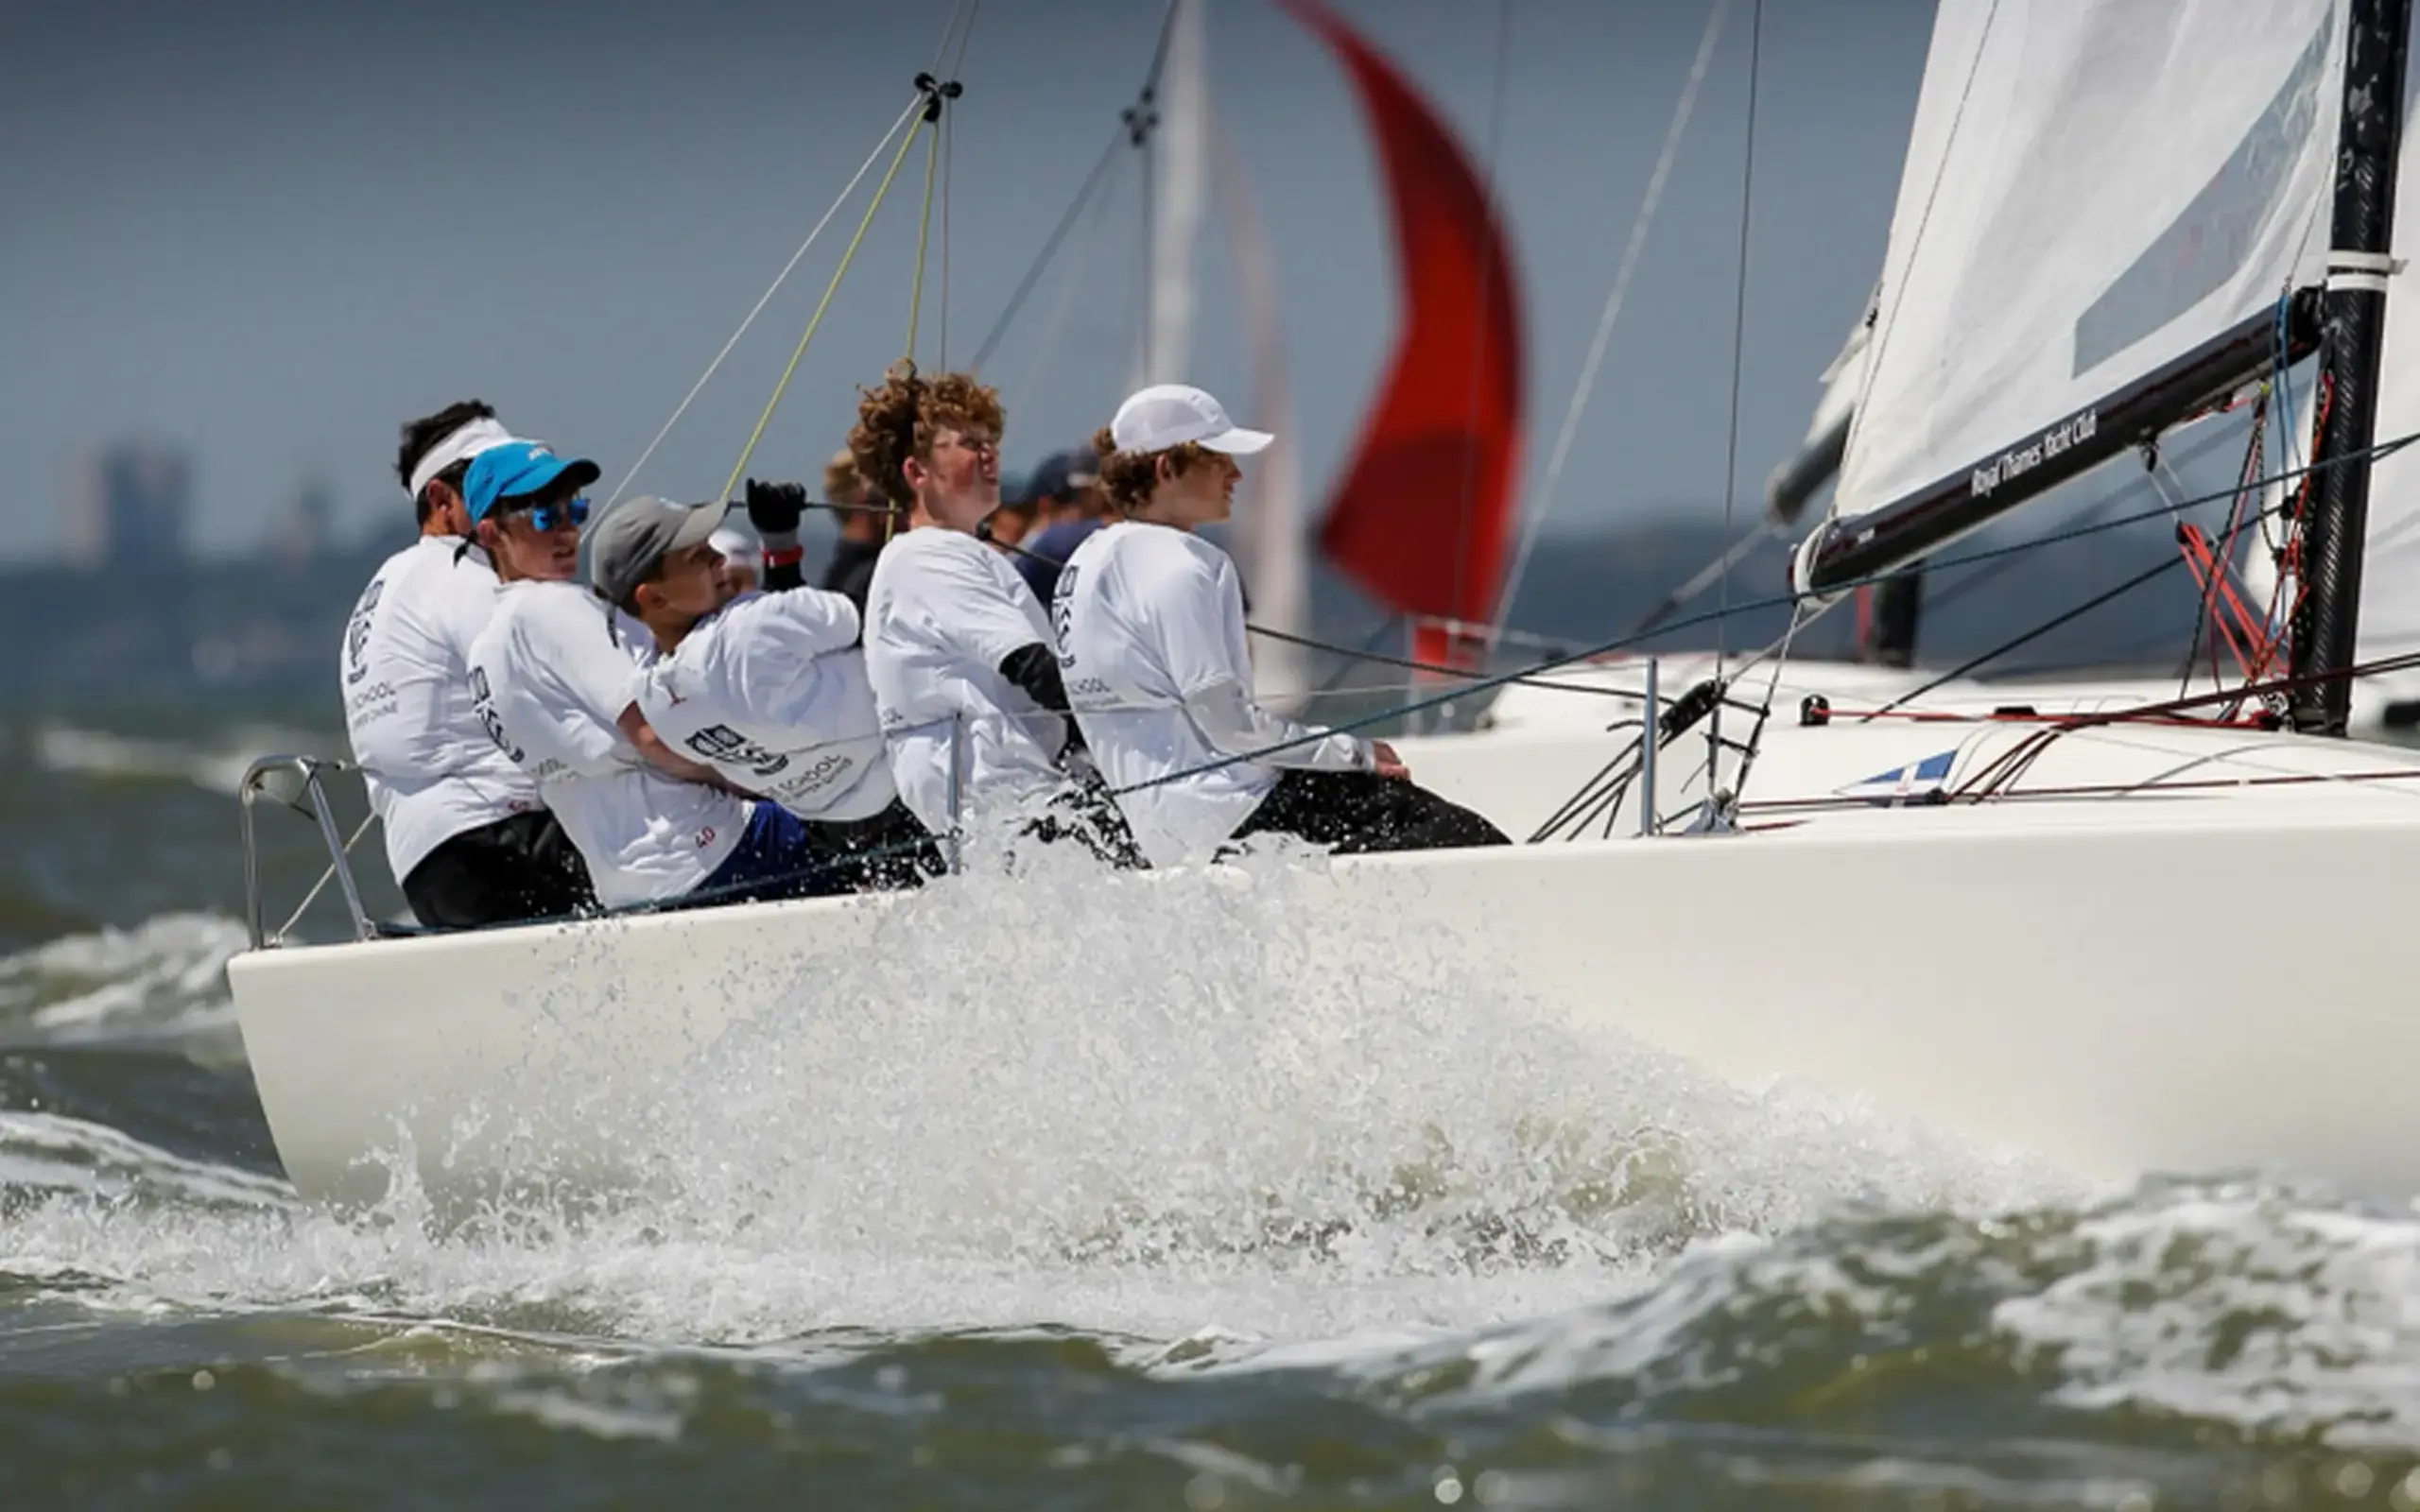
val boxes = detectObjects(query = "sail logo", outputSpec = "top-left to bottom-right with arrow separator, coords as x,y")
1970,407 -> 2099,497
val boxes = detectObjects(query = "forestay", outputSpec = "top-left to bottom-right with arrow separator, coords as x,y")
1835,0 -> 2344,532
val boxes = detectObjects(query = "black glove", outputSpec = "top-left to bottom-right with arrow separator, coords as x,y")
744,477 -> 806,536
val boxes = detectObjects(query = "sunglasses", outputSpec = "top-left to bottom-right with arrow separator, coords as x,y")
501,495 -> 591,533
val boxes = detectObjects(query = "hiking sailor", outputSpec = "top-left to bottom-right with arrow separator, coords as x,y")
340,400 -> 596,929
1059,384 -> 1511,867
849,363 -> 1135,861
609,493 -> 943,891
466,453 -> 881,911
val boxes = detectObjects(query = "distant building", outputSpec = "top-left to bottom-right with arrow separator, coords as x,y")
64,440 -> 192,568
268,477 -> 337,567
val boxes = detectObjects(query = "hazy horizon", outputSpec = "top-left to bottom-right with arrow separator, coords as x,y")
0,0 -> 1928,562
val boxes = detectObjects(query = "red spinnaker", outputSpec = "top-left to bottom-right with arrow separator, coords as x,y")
1277,0 -> 1526,669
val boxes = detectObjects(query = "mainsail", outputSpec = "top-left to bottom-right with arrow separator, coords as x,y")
1279,0 -> 1526,670
1799,0 -> 2344,596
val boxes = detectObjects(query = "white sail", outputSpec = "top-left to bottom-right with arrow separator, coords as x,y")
2352,92 -> 2420,720
1214,118 -> 1313,711
1144,0 -> 1209,387
1835,0 -> 2344,526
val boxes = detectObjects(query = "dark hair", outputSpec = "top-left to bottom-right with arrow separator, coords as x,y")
849,363 -> 1006,508
1090,425 -> 1207,514
395,399 -> 497,524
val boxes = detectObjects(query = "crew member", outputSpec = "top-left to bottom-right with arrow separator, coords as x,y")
849,362 -> 1133,861
465,446 -> 856,911
1057,384 -> 1510,867
340,401 -> 595,929
1011,445 -> 1106,602
608,494 -> 942,891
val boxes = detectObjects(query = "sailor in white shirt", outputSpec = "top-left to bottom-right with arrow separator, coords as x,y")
458,447 -> 759,910
341,400 -> 594,928
848,363 -> 1138,864
1057,384 -> 1510,868
603,493 -> 943,892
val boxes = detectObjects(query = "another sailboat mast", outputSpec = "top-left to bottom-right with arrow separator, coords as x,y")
2288,0 -> 2413,733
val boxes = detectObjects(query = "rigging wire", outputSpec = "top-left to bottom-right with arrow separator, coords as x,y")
1837,0 -> 2004,468
967,0 -> 1184,373
1449,0 -> 1518,640
603,94 -> 925,509
717,111 -> 933,508
1107,425 -> 2420,792
906,111 -> 946,366
1490,0 -> 1729,640
1868,555 -> 2189,717
1711,0 -> 1763,772
968,135 -> 1128,372
1011,156 -> 1131,404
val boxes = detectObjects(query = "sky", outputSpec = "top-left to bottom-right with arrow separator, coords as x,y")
0,0 -> 1931,562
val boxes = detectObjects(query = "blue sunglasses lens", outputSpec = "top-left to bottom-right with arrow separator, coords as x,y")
528,497 -> 590,532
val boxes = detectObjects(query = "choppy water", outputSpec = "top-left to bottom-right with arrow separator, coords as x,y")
7,699 -> 2420,1508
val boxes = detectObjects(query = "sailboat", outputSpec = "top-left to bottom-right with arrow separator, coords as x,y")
230,0 -> 2420,1220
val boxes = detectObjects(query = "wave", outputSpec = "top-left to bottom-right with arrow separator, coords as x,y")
28,720 -> 337,798
0,912 -> 246,1053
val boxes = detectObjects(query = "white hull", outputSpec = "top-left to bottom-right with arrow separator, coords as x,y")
233,710 -> 2420,1218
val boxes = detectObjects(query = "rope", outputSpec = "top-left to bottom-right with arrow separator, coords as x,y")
602,94 -> 925,510
717,112 -> 931,509
907,109 -> 944,366
1491,0 -> 1729,636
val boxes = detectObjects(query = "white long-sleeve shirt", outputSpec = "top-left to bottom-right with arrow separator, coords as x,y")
339,538 -> 540,882
863,528 -> 1072,834
629,587 -> 897,822
466,582 -> 748,907
1053,521 -> 1370,867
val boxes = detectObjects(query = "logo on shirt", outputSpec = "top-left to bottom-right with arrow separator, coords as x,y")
466,667 -> 524,764
685,723 -> 789,779
343,578 -> 385,685
1052,566 -> 1079,669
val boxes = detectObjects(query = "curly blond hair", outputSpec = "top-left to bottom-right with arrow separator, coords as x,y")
1090,426 -> 1210,514
821,447 -> 864,507
848,363 -> 1006,507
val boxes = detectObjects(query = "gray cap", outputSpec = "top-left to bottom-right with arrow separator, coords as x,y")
588,494 -> 729,608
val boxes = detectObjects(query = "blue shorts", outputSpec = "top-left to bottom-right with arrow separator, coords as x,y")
693,802 -> 853,904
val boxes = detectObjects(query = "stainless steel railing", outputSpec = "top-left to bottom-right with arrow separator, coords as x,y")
237,755 -> 378,950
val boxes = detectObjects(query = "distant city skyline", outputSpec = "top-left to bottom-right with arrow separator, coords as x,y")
0,0 -> 1929,568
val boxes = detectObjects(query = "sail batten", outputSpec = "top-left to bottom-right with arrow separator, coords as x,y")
1806,0 -> 2347,595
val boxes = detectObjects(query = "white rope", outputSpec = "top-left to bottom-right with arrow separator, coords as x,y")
603,94 -> 926,509
1490,0 -> 1729,636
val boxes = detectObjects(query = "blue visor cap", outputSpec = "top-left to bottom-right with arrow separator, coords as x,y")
464,440 -> 603,524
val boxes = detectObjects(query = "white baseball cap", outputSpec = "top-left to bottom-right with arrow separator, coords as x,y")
1109,384 -> 1275,455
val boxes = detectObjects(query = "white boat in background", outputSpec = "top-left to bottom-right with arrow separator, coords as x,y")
231,0 -> 2420,1219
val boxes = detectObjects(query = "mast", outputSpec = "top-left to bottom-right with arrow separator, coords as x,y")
2288,0 -> 2412,733
1144,0 -> 1208,386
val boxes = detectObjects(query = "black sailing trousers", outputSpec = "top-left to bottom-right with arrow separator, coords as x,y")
401,809 -> 596,930
1230,769 -> 1511,854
